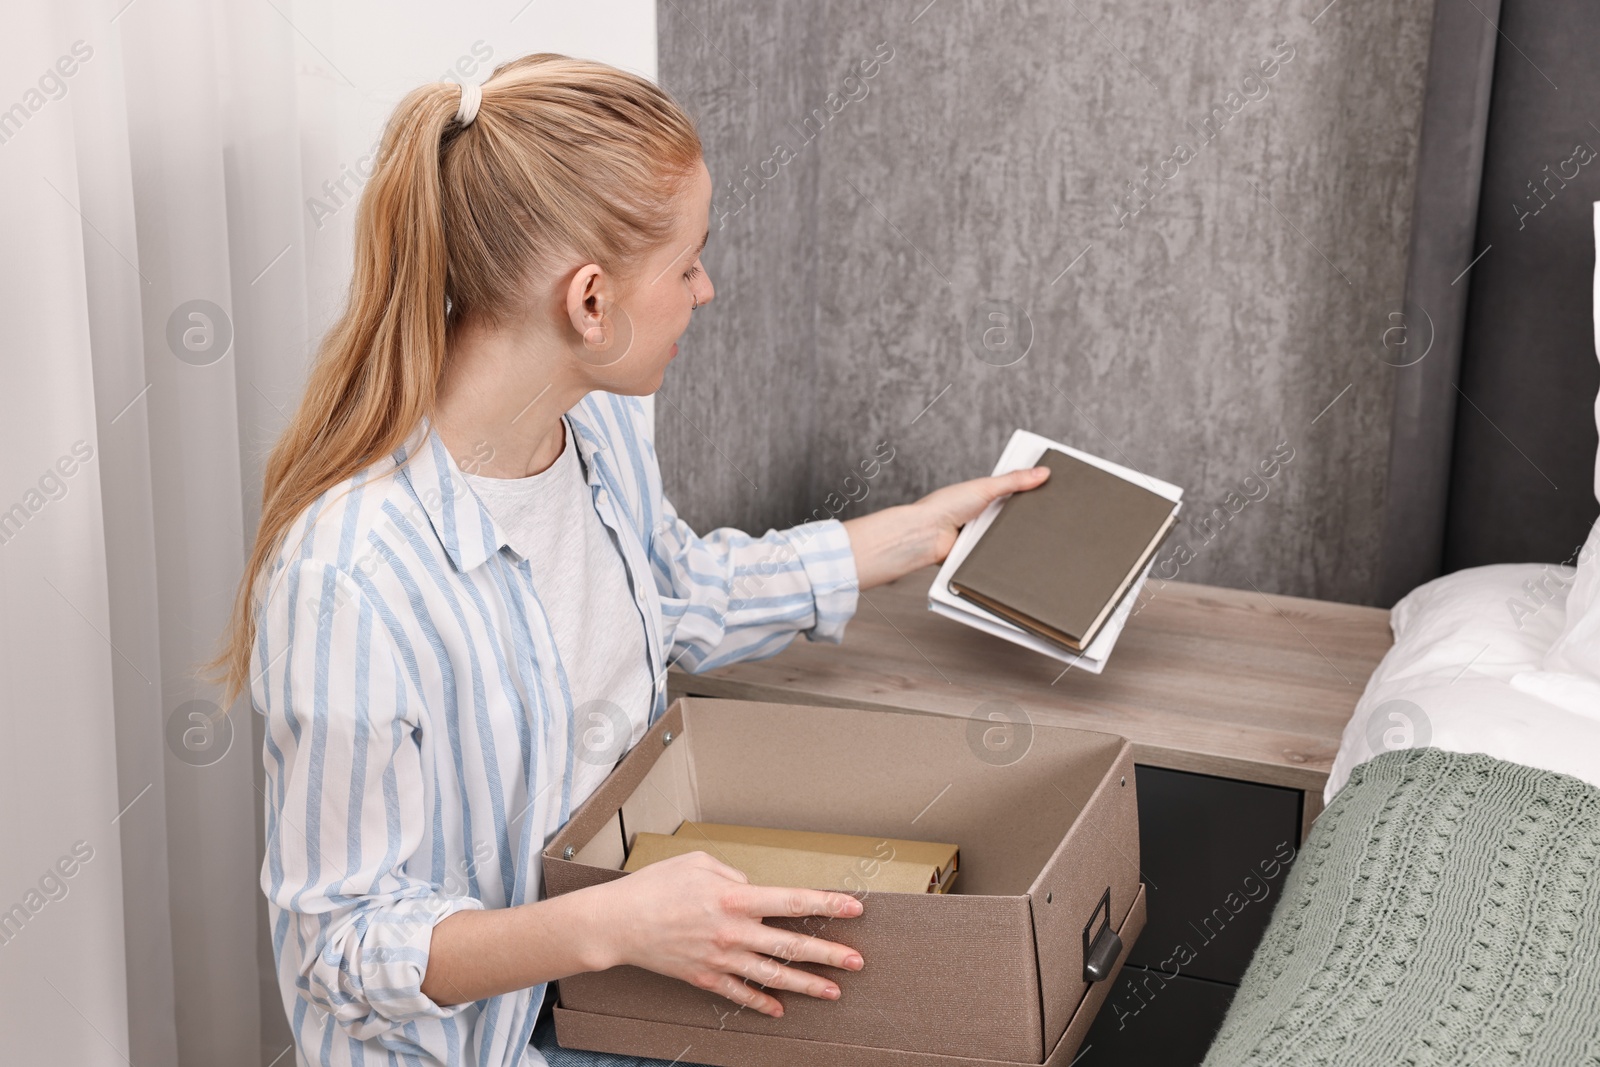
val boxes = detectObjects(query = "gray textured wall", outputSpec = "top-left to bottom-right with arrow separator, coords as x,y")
657,0 -> 1436,605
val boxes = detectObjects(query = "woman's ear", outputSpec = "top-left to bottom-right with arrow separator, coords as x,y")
565,262 -> 607,345
562,263 -> 635,368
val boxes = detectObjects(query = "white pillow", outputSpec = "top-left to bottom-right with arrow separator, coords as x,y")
1382,562 -> 1571,680
1325,562 -> 1600,803
1542,518 -> 1600,677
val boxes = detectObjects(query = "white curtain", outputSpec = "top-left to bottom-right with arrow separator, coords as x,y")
0,3 -> 656,1063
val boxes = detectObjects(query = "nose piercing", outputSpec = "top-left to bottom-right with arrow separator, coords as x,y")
691,296 -> 699,311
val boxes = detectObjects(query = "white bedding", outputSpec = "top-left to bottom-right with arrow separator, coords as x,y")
1325,550 -> 1600,804
1326,201 -> 1600,803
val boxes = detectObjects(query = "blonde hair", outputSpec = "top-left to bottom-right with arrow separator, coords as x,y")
202,53 -> 702,708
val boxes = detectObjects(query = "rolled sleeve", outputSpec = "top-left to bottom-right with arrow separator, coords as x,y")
780,517 -> 860,645
255,557 -> 484,1040
648,496 -> 861,673
300,891 -> 485,1034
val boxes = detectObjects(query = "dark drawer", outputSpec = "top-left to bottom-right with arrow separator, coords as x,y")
1077,965 -> 1237,1067
1127,765 -> 1300,985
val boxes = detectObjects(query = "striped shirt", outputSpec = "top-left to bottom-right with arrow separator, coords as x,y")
251,391 -> 859,1067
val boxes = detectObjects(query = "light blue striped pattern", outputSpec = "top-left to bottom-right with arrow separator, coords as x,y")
251,392 -> 859,1066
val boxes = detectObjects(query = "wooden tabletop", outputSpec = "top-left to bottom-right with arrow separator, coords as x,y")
667,566 -> 1393,797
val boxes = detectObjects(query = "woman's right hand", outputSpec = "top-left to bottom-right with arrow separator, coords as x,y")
585,849 -> 867,1018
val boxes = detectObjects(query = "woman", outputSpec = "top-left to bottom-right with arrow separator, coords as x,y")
206,53 -> 1049,1067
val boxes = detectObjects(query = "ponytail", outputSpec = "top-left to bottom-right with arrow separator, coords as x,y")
201,53 -> 702,708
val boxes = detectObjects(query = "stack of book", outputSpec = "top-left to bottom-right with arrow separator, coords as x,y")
622,821 -> 960,894
928,429 -> 1184,674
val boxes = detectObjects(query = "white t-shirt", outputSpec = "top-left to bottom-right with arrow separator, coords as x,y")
461,416 -> 654,812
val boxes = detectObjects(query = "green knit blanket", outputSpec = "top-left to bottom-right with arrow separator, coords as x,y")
1202,747 -> 1600,1067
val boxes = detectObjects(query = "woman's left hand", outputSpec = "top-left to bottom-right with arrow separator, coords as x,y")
841,465 -> 1050,591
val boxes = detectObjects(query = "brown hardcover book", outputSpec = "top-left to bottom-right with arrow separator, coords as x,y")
948,448 -> 1178,652
622,821 -> 960,894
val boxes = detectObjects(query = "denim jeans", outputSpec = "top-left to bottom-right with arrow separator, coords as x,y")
529,1004 -> 716,1067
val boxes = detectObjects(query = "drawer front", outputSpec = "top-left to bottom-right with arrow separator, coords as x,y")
1128,765 -> 1300,985
1078,965 -> 1237,1067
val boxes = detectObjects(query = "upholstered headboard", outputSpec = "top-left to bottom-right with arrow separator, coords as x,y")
1591,201 -> 1600,508
1378,0 -> 1600,601
1399,1 -> 1599,592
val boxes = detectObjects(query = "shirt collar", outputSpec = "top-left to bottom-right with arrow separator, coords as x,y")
393,404 -> 610,574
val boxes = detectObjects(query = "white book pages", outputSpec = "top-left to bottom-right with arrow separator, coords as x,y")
926,428 -> 1185,673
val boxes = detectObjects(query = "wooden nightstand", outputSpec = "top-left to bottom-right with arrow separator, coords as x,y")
667,565 -> 1393,1065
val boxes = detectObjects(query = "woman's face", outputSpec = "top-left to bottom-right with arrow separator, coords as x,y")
568,158 -> 714,395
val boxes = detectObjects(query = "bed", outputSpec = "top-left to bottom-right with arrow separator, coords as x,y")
1199,206 -> 1600,1066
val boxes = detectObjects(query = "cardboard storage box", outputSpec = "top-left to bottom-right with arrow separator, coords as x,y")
541,697 -> 1145,1067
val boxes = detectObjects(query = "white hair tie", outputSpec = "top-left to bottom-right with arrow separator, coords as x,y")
456,81 -> 482,127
